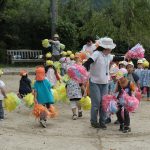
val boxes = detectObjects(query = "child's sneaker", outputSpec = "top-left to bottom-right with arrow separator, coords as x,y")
78,111 -> 82,117
119,124 -> 124,131
123,126 -> 131,133
40,120 -> 47,128
72,114 -> 77,120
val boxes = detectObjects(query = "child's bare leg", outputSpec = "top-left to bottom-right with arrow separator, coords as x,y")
77,101 -> 82,117
71,101 -> 77,120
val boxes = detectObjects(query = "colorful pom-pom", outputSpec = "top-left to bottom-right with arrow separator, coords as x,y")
42,39 -> 50,48
79,96 -> 91,110
23,93 -> 34,108
4,92 -> 21,112
67,64 -> 89,83
126,43 -> 145,59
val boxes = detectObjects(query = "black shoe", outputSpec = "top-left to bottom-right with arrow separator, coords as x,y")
114,120 -> 119,124
100,123 -> 107,130
91,122 -> 101,128
105,118 -> 111,124
78,111 -> 82,117
119,124 -> 124,131
123,127 -> 131,133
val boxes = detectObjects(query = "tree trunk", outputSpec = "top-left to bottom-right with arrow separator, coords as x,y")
50,0 -> 57,38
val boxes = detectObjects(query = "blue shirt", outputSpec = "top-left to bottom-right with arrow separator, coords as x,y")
141,69 -> 150,87
34,79 -> 54,104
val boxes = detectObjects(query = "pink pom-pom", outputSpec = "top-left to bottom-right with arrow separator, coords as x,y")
102,94 -> 117,113
126,43 -> 145,59
124,95 -> 139,112
135,88 -> 142,101
67,64 -> 89,83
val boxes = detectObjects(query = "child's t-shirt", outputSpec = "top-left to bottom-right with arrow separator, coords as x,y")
46,67 -> 57,86
33,79 -> 54,104
0,80 -> 5,100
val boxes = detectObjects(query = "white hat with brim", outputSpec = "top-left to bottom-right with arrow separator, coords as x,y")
127,61 -> 134,67
53,34 -> 59,38
97,37 -> 116,50
137,60 -> 143,64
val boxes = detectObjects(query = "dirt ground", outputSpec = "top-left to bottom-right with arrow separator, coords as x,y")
0,75 -> 150,150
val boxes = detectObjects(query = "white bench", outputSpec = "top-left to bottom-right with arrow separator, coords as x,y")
7,49 -> 44,64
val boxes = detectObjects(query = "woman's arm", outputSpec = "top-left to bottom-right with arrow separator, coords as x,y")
83,58 -> 94,71
0,87 -> 6,98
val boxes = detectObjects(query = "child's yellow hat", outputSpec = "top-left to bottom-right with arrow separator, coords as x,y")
61,51 -> 67,56
143,60 -> 149,68
46,60 -> 53,66
46,52 -> 52,58
70,54 -> 75,59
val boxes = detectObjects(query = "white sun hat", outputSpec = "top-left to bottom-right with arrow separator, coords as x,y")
137,59 -> 143,64
97,37 -> 116,50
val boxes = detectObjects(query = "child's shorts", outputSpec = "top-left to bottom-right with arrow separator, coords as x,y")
70,98 -> 80,109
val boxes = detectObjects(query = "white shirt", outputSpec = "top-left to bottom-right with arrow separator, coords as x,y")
90,51 -> 113,84
81,44 -> 96,56
0,80 -> 5,100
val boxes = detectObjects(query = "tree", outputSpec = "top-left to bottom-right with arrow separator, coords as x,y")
50,0 -> 58,37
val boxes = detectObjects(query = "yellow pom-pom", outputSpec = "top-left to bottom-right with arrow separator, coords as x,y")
61,51 -> 67,56
70,54 -> 75,59
42,39 -> 50,48
46,60 -> 54,66
51,89 -> 59,102
55,83 -> 67,102
53,61 -> 61,69
4,93 -> 21,112
60,44 -> 65,50
67,51 -> 72,55
79,96 -> 91,110
46,52 -> 52,58
23,93 -> 34,108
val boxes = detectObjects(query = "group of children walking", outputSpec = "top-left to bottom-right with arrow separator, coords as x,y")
0,49 -> 149,133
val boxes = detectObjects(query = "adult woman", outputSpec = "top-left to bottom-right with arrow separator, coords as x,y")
84,37 -> 123,129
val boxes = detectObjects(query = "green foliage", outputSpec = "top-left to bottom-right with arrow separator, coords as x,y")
0,0 -> 150,63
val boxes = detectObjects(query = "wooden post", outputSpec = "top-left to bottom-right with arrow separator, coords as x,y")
50,0 -> 58,38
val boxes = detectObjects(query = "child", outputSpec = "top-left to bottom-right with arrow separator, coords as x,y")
45,60 -> 60,88
106,64 -> 119,124
33,66 -> 54,128
69,54 -> 75,65
141,60 -> 150,101
0,69 -> 6,120
135,59 -> 143,89
59,51 -> 67,76
19,70 -> 32,98
66,56 -> 85,120
115,69 -> 135,133
119,61 -> 127,69
126,61 -> 140,88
